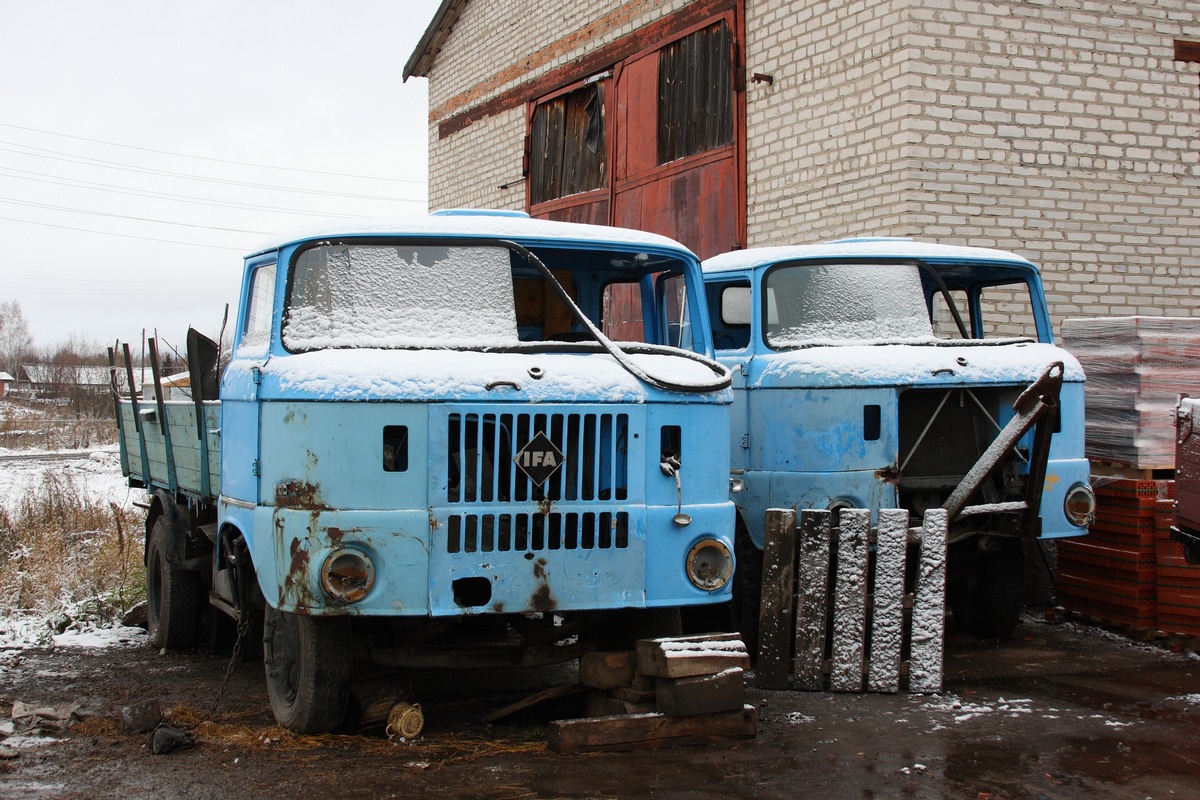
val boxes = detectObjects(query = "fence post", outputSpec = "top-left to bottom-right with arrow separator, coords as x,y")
757,508 -> 797,689
909,508 -> 948,693
830,509 -> 869,692
868,508 -> 909,693
794,509 -> 832,690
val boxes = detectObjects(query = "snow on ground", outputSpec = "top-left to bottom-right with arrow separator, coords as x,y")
0,443 -> 139,515
1,415 -> 146,648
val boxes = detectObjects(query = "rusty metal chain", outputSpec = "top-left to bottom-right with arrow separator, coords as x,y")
206,612 -> 250,721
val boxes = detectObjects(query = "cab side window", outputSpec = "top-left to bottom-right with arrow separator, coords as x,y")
705,280 -> 751,351
240,263 -> 276,354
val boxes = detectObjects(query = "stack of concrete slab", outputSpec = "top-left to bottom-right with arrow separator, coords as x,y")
1060,316 -> 1200,469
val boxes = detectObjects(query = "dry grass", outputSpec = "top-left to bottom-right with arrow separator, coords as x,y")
0,469 -> 144,622
0,406 -> 115,450
161,703 -> 548,765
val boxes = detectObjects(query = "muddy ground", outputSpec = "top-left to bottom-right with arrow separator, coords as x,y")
2,615 -> 1198,800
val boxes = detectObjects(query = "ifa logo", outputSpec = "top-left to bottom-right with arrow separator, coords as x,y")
513,431 -> 564,486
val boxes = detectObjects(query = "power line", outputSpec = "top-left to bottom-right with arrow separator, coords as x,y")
0,121 -> 428,185
0,214 -> 248,250
2,274 -> 230,288
0,196 -> 271,235
0,166 -> 410,218
0,143 -> 416,202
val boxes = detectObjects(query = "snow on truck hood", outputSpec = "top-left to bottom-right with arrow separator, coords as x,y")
263,349 -> 732,403
751,341 -> 1084,389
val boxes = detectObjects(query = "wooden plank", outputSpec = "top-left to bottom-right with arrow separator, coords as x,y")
655,667 -> 744,716
579,650 -> 637,690
830,509 -> 869,692
482,683 -> 588,724
909,509 -> 948,694
756,508 -> 797,689
635,633 -> 749,679
867,509 -> 908,693
794,509 -> 832,690
547,706 -> 757,754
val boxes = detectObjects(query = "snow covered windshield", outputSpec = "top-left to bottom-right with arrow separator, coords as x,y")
764,262 -> 935,347
283,244 -> 522,351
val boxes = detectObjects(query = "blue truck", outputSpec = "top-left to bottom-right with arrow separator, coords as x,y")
112,211 -> 735,732
701,238 -> 1095,640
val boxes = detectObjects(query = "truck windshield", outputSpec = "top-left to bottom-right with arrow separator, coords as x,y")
284,244 -> 524,351
764,262 -> 934,347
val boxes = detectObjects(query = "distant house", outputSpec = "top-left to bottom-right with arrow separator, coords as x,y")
0,371 -> 13,398
146,372 -> 192,403
16,364 -> 113,402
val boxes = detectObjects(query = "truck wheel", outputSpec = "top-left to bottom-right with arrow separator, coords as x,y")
263,606 -> 352,733
948,539 -> 1024,639
146,516 -> 199,650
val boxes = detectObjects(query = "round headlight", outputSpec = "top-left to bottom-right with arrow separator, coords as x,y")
686,538 -> 734,591
320,547 -> 376,604
1064,483 -> 1096,528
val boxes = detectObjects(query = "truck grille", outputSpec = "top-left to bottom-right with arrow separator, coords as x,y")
446,511 -> 630,553
446,411 -> 629,503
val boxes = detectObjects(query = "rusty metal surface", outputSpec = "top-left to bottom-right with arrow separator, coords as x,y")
940,362 -> 1063,523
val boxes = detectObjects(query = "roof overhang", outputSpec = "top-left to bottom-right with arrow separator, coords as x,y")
404,0 -> 470,80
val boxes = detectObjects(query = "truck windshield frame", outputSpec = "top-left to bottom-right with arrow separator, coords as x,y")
279,238 -> 704,354
283,242 -> 525,352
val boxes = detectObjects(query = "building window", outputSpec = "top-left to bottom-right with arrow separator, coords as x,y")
658,21 -> 733,164
529,80 -> 607,204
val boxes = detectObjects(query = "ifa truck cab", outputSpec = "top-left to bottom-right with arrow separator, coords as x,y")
700,238 -> 1095,640
114,211 -> 735,731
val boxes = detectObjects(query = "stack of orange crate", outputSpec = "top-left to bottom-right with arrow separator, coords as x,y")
1156,498 -> 1200,636
1057,478 -> 1170,629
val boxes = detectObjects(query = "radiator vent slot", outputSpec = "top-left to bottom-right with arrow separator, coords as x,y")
446,511 -> 629,553
447,412 -> 629,503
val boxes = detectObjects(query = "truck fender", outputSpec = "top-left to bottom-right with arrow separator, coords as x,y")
217,524 -> 266,618
144,490 -> 202,571
144,490 -> 178,566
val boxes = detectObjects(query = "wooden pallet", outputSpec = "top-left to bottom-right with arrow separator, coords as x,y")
756,507 -> 947,695
1090,461 -> 1175,480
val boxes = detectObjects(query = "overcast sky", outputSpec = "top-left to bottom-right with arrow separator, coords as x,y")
0,0 -> 443,353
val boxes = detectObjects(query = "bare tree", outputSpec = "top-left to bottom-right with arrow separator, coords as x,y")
0,300 -> 33,377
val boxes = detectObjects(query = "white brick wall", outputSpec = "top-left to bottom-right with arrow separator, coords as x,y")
422,0 -> 1200,327
743,0 -> 1200,329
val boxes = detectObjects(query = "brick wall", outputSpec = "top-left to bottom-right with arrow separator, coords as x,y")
743,0 -> 1200,331
424,0 -> 694,211
422,0 -> 1200,328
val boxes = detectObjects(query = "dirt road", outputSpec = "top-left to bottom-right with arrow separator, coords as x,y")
2,616 -> 1198,799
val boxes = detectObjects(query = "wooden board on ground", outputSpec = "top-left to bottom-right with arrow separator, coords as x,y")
655,667 -> 744,716
547,706 -> 758,754
481,683 -> 588,724
635,633 -> 749,679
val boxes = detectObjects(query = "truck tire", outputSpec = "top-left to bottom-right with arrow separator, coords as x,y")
948,538 -> 1024,639
263,606 -> 352,733
146,516 -> 199,650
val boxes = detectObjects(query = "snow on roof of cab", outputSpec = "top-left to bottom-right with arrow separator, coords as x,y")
248,210 -> 695,257
702,237 -> 1037,274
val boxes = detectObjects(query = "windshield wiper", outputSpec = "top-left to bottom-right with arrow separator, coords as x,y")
499,240 -> 730,393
